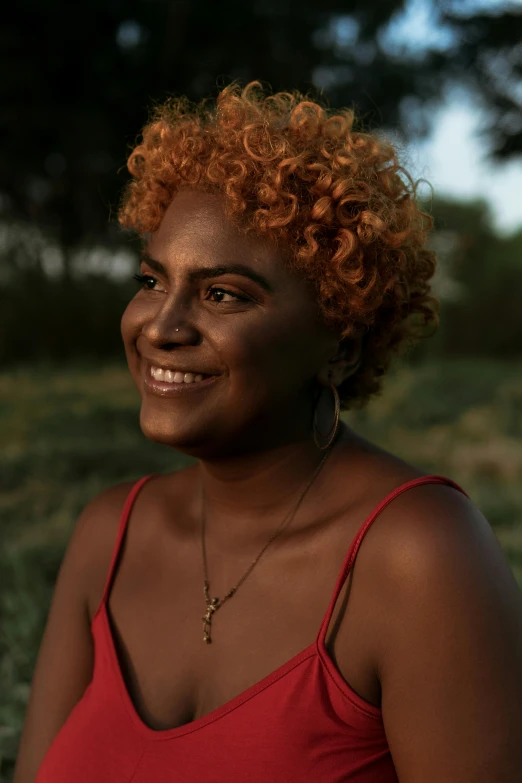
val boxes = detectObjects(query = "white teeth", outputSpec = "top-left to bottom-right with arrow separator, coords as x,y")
151,366 -> 207,384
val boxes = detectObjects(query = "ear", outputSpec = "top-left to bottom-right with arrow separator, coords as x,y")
317,336 -> 363,387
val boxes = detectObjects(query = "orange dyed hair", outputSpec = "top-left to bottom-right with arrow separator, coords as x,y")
119,81 -> 439,410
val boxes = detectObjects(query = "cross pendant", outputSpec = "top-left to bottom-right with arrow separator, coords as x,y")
202,597 -> 220,644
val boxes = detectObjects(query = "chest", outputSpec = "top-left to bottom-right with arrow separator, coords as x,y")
97,490 -> 382,732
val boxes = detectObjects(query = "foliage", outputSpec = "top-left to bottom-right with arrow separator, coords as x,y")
420,197 -> 522,356
0,545 -> 62,780
439,3 -> 522,159
0,268 -> 135,364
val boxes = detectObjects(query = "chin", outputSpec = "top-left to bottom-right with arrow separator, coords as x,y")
137,407 -> 212,457
139,408 -> 188,445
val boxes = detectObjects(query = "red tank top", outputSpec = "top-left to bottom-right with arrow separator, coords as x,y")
35,473 -> 468,782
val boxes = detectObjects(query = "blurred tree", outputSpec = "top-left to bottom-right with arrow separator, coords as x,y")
439,2 -> 522,160
422,196 -> 522,356
0,0 -> 521,268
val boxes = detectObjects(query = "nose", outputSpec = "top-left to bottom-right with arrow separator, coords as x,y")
141,299 -> 199,347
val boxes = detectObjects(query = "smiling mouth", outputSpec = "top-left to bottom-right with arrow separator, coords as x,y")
143,363 -> 220,396
150,366 -> 210,385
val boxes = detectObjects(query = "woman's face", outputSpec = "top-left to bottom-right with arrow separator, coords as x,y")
121,189 -> 343,459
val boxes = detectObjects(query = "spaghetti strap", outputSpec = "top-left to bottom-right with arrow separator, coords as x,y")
92,474 -> 156,622
316,474 -> 469,648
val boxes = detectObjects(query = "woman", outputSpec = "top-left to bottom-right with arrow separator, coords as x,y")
15,83 -> 522,782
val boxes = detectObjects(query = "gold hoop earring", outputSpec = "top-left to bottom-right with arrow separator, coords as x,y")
313,378 -> 340,451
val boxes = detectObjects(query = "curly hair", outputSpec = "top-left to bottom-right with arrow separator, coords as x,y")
119,81 -> 439,410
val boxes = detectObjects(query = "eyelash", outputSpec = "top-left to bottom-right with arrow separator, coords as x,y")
132,273 -> 249,304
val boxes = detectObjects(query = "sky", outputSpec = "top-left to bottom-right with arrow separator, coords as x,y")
409,96 -> 522,236
384,0 -> 522,236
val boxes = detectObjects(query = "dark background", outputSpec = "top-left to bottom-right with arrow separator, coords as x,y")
1,2 -> 522,779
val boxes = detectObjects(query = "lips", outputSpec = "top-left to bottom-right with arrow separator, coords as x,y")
146,359 -> 215,377
142,358 -> 220,397
144,370 -> 219,396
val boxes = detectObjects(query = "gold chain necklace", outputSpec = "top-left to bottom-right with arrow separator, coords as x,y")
200,438 -> 336,643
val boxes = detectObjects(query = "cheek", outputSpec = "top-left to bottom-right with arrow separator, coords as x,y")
223,317 -> 321,388
120,300 -> 148,382
120,299 -> 144,343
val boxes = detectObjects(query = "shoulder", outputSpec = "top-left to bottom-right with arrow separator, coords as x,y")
362,479 -> 522,778
331,434 -> 502,591
73,478 -> 150,621
61,479 -> 139,584
367,479 -> 509,596
81,468 -> 197,620
360,477 -> 519,642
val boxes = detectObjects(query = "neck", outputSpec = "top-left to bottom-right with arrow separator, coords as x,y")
193,422 -> 354,547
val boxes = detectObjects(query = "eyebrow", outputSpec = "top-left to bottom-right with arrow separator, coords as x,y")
139,251 -> 274,294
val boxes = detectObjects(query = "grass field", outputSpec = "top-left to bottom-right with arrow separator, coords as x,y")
1,357 -> 521,780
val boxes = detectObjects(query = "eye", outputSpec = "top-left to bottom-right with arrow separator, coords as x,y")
206,286 -> 249,305
132,274 -> 249,304
132,273 -> 164,292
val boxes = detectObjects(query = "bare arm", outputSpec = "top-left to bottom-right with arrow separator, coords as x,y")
374,484 -> 522,782
12,481 -> 135,783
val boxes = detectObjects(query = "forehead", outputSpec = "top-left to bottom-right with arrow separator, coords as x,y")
148,189 -> 281,271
